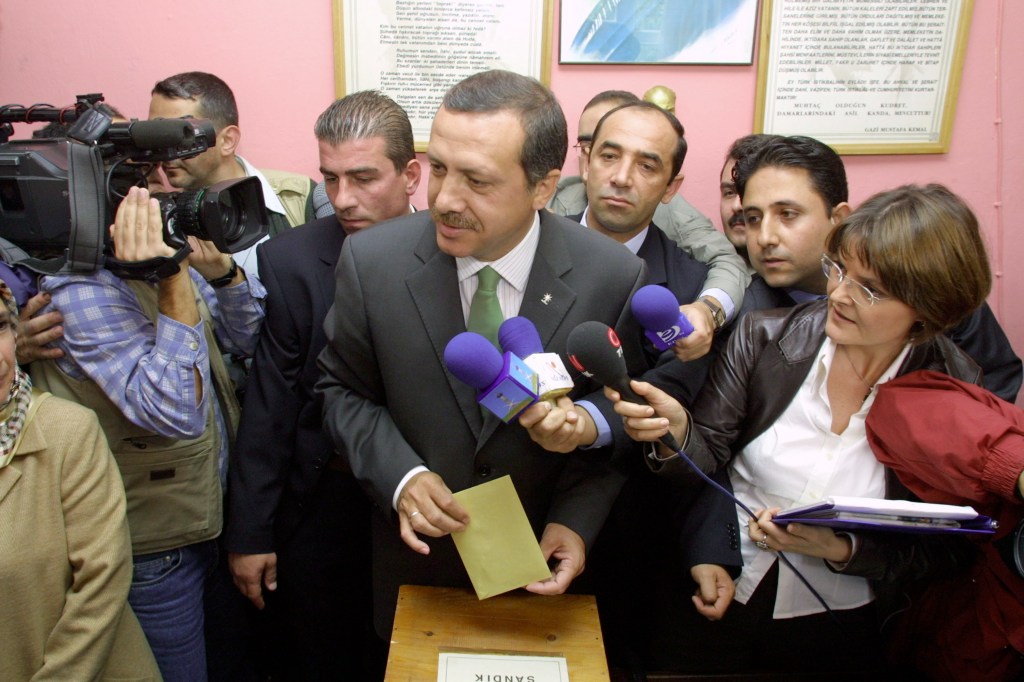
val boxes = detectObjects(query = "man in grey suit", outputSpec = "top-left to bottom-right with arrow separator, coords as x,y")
316,70 -> 649,636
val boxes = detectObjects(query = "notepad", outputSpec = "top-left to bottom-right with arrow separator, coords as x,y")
772,496 -> 997,535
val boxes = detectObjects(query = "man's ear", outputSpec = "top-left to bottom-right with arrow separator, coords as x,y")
830,201 -> 852,225
661,173 -> 684,204
218,125 -> 241,158
530,169 -> 561,210
403,158 -> 422,196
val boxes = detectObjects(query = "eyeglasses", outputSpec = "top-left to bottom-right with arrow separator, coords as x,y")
573,137 -> 592,152
820,254 -> 890,307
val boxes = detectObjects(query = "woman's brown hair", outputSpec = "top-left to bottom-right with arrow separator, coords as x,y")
826,183 -> 992,342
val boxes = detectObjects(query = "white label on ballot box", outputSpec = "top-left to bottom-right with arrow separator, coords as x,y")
437,652 -> 569,682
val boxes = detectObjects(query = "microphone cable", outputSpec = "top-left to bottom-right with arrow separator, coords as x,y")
662,441 -> 842,626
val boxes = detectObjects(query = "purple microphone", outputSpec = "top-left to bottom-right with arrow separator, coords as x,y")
631,284 -> 694,351
444,332 -> 539,422
499,317 -> 574,402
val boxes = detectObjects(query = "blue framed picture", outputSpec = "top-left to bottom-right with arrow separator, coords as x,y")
560,0 -> 758,65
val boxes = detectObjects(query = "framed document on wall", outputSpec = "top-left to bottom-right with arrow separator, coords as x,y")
755,0 -> 973,154
332,0 -> 554,150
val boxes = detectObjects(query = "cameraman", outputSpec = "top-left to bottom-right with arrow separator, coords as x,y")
29,186 -> 266,682
149,71 -> 315,282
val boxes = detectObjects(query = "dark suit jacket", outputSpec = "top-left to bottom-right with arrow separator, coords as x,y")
566,216 -> 713,416
225,216 -> 345,553
635,224 -> 713,407
315,210 -> 648,633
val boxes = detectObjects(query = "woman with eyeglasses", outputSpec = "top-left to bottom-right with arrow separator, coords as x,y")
608,183 -> 992,675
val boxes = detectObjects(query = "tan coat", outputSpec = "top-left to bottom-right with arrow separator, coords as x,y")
0,392 -> 161,681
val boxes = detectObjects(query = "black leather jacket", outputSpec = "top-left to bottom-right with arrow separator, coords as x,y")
660,300 -> 981,583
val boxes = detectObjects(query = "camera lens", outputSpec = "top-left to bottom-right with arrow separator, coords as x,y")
211,191 -> 246,242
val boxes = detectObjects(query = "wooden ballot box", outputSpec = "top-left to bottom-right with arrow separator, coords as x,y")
385,585 -> 610,681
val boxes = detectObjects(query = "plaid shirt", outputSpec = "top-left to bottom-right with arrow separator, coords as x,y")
40,267 -> 266,444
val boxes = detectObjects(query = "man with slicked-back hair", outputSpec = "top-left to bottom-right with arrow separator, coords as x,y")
226,91 -> 420,679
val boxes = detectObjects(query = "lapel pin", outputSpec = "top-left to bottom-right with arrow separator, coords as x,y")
541,293 -> 553,305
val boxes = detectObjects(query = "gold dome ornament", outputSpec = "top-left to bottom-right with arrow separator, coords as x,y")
643,85 -> 676,114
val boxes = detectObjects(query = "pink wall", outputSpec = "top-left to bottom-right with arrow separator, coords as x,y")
2,1 -> 1021,401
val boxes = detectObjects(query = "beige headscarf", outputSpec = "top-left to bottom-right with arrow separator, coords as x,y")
0,279 -> 34,468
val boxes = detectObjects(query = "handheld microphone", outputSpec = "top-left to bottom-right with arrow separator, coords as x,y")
565,329 -> 836,618
631,284 -> 694,351
498,317 -> 574,403
443,332 -> 539,422
566,321 -> 681,452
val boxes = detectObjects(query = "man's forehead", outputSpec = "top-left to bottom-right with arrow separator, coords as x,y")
149,94 -> 202,119
427,108 -> 524,169
322,136 -> 391,167
578,102 -> 619,134
720,158 -> 737,183
594,109 -> 676,167
743,166 -> 825,209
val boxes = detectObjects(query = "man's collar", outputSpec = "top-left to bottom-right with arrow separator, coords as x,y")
455,212 -> 540,293
236,155 -> 287,216
580,207 -> 649,254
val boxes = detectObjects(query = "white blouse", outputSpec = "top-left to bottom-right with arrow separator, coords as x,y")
731,337 -> 911,618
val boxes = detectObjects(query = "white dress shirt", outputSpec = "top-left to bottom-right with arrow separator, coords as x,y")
731,338 -> 911,618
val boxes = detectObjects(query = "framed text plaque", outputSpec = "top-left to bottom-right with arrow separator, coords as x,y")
333,0 -> 554,150
755,0 -> 973,154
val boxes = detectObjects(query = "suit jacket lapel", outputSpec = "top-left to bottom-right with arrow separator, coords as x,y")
0,412 -> 44,504
407,224 -> 486,440
636,227 -> 668,285
317,221 -> 346,314
518,214 -> 576,351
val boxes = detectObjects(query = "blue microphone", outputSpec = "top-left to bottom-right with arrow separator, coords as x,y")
631,284 -> 694,351
444,332 -> 539,422
498,317 -> 575,403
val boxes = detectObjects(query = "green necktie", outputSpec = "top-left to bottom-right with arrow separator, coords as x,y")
467,265 -> 503,348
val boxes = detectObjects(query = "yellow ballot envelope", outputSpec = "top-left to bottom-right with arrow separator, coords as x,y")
451,475 -> 552,599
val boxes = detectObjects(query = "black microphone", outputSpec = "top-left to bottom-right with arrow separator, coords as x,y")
566,320 -> 681,452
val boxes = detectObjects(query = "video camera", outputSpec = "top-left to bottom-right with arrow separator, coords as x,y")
0,93 -> 268,280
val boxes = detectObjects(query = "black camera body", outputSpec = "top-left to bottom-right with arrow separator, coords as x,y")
0,94 -> 268,279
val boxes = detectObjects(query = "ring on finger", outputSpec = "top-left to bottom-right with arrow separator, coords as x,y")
408,510 -> 421,521
755,533 -> 771,551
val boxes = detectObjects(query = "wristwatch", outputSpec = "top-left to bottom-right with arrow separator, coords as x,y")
698,296 -> 726,331
206,259 -> 238,288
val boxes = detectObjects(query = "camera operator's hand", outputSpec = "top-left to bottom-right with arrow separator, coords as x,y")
110,187 -> 177,263
186,237 -> 241,286
111,187 -> 199,329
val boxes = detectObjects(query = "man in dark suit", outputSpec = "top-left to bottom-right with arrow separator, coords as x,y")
565,99 -> 712,673
225,91 -> 420,679
316,70 -> 649,638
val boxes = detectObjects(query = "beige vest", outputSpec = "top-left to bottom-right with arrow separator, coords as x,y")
31,279 -> 240,554
261,168 -> 314,228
